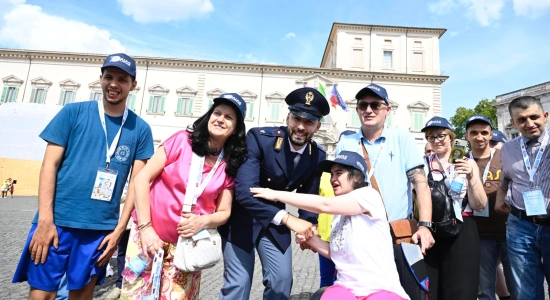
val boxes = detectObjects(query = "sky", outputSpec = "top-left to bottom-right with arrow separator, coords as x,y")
0,0 -> 549,118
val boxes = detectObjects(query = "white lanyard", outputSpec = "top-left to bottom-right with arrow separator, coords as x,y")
469,148 -> 495,183
182,149 -> 225,212
97,100 -> 128,168
360,138 -> 386,182
433,154 -> 455,181
520,132 -> 549,186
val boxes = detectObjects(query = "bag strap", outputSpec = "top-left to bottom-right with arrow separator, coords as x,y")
360,142 -> 389,221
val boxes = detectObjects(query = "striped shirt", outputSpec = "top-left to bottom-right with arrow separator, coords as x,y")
499,129 -> 550,212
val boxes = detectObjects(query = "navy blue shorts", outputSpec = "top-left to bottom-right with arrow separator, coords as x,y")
12,224 -> 110,291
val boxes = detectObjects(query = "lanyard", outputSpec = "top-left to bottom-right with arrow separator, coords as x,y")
97,100 -> 128,169
183,149 -> 225,212
520,131 -> 549,186
469,148 -> 495,183
433,154 -> 454,180
359,138 -> 386,182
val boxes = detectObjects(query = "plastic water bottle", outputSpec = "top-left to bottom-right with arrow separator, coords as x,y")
122,253 -> 151,283
448,175 -> 465,198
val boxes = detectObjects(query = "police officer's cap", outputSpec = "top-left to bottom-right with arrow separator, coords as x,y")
285,87 -> 330,120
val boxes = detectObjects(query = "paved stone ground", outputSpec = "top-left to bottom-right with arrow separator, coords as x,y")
2,197 -> 320,299
4,197 -> 549,299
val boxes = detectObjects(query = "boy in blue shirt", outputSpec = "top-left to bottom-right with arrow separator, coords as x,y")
13,53 -> 154,300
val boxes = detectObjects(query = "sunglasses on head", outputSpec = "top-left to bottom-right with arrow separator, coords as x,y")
357,101 -> 387,111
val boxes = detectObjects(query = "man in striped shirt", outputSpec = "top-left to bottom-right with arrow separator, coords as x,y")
495,96 -> 550,300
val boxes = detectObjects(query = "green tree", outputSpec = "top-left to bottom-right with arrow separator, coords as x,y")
450,98 -> 497,140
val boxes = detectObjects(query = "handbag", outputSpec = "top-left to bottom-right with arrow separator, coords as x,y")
360,142 -> 417,244
425,155 -> 463,238
173,150 -> 224,272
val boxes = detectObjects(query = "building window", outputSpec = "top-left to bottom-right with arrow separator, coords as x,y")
412,52 -> 424,71
246,101 -> 254,120
350,111 -> 361,127
90,92 -> 103,101
59,90 -> 75,105
1,86 -> 18,103
148,95 -> 165,114
511,132 -> 519,139
30,88 -> 47,104
352,48 -> 363,68
270,103 -> 281,122
208,99 -> 214,108
385,112 -> 393,127
383,51 -> 393,69
176,97 -> 193,115
412,112 -> 424,131
127,94 -> 137,110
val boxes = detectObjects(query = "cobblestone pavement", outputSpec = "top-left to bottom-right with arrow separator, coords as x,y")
4,197 -> 548,300
2,197 -> 320,299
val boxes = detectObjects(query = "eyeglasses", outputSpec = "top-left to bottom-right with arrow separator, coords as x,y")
426,134 -> 448,143
357,101 -> 386,112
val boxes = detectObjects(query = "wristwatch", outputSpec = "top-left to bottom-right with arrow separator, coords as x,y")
418,221 -> 433,232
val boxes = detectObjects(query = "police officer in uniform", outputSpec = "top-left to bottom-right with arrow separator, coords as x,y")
219,87 -> 330,300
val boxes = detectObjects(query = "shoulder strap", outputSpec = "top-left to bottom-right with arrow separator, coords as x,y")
360,142 -> 388,221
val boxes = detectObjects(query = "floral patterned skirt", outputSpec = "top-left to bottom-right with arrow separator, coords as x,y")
120,222 -> 202,300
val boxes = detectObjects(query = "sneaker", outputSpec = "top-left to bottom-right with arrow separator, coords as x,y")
105,287 -> 121,300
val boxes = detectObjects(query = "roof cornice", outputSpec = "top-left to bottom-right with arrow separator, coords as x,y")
0,48 -> 448,84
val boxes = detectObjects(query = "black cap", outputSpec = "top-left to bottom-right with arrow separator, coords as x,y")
285,87 -> 330,120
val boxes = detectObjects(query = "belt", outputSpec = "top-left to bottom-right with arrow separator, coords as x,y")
510,206 -> 550,226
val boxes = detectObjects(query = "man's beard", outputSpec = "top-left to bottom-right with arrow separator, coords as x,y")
288,128 -> 313,147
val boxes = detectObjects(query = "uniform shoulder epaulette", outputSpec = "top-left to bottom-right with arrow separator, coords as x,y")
311,140 -> 326,153
258,127 -> 284,137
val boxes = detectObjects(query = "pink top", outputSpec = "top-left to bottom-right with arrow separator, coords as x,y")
148,130 -> 234,243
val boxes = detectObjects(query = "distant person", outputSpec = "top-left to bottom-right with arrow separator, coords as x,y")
490,130 -> 508,150
12,53 -> 154,299
8,178 -> 15,198
424,143 -> 434,157
2,178 -> 9,198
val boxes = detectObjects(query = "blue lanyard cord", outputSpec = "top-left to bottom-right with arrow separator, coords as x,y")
520,132 -> 549,185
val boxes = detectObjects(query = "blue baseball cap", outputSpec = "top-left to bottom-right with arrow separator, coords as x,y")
355,83 -> 389,105
101,53 -> 136,78
285,87 -> 330,120
213,93 -> 247,119
317,151 -> 367,177
465,114 -> 492,130
421,116 -> 453,132
491,130 -> 508,143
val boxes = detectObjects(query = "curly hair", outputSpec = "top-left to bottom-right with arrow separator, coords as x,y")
186,100 -> 248,177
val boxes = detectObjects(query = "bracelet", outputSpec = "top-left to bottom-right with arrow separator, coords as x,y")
138,221 -> 152,230
282,214 -> 291,225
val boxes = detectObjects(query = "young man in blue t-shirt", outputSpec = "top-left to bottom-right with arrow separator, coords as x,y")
13,53 -> 154,299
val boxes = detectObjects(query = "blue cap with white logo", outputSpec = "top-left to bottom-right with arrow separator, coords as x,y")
355,83 -> 389,105
421,116 -> 453,132
317,151 -> 367,176
491,130 -> 508,143
465,114 -> 492,130
213,93 -> 247,119
101,53 -> 136,78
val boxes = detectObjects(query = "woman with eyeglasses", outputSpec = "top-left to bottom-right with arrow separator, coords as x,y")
421,117 -> 487,300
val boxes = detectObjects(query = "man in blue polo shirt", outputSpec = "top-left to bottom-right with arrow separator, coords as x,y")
13,53 -> 154,299
335,83 -> 434,299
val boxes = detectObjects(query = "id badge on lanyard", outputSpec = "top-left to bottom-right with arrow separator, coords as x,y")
433,155 -> 464,222
90,100 -> 127,202
473,149 -> 495,217
520,132 -> 549,216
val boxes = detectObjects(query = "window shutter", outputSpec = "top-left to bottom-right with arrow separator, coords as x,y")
271,103 -> 279,121
187,99 -> 194,115
1,87 -> 7,103
12,87 -> 19,102
177,97 -> 183,114
247,102 -> 254,119
59,91 -> 66,105
89,92 -> 94,101
69,91 -> 75,103
160,96 -> 165,113
40,89 -> 46,104
30,88 -> 37,103
148,95 -> 154,112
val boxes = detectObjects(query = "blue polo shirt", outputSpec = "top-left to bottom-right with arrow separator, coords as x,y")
335,127 -> 424,221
